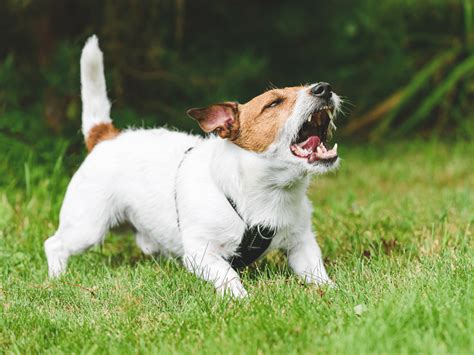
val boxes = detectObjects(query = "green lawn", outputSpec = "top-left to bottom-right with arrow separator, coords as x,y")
0,139 -> 472,354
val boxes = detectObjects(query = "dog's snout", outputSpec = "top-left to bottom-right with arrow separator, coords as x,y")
311,82 -> 332,100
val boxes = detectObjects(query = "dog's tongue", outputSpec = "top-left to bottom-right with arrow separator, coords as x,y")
290,135 -> 338,162
302,136 -> 320,151
290,136 -> 321,158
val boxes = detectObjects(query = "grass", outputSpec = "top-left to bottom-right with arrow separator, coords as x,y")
0,138 -> 472,354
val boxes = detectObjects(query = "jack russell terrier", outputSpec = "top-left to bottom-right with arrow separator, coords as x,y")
44,35 -> 343,298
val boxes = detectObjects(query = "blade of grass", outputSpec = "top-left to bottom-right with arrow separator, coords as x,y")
394,54 -> 474,135
24,162 -> 31,199
465,0 -> 473,52
52,141 -> 68,177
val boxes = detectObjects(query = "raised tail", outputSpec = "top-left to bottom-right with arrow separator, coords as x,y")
80,35 -> 118,151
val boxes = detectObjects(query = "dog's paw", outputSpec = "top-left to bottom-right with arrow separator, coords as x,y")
44,237 -> 68,278
302,271 -> 335,288
217,279 -> 248,299
314,277 -> 336,288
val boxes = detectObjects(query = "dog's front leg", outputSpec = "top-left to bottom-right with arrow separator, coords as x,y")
183,247 -> 247,298
287,227 -> 333,286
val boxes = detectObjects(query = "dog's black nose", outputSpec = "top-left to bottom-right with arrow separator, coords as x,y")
311,82 -> 332,100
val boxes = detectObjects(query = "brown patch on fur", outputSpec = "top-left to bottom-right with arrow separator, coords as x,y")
85,123 -> 120,152
233,87 -> 301,152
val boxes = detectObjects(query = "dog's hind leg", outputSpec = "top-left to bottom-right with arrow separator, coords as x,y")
135,232 -> 160,255
44,181 -> 113,278
45,223 -> 108,278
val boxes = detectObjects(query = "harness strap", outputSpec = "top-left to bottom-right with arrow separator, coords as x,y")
174,147 -> 194,232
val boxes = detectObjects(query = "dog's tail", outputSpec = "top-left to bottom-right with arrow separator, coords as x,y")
80,35 -> 118,152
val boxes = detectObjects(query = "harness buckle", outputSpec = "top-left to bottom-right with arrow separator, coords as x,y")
256,224 -> 276,240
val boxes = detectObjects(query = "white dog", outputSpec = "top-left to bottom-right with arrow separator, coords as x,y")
44,35 -> 342,297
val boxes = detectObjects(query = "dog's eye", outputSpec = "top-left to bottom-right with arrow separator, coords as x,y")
265,98 -> 284,110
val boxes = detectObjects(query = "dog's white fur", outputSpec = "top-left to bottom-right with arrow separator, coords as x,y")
80,36 -> 112,136
44,36 -> 340,297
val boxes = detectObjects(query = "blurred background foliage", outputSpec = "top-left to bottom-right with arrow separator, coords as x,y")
0,0 -> 473,172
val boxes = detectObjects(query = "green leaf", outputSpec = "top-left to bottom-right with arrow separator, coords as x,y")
372,47 -> 461,140
395,54 -> 474,134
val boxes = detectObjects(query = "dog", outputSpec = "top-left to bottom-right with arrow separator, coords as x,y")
44,35 -> 342,298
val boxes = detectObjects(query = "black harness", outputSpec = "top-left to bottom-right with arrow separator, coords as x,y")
175,147 -> 278,270
225,196 -> 277,269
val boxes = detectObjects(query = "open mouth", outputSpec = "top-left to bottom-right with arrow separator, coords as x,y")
290,105 -> 338,164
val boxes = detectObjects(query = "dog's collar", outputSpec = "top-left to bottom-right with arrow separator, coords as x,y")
175,146 -> 277,270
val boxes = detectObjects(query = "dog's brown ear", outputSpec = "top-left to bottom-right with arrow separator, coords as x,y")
187,102 -> 240,139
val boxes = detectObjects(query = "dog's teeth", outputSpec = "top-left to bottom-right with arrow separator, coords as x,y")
308,116 -> 312,122
327,109 -> 333,120
317,146 -> 322,154
333,143 -> 338,153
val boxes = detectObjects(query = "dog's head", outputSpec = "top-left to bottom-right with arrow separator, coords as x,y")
187,83 -> 342,175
